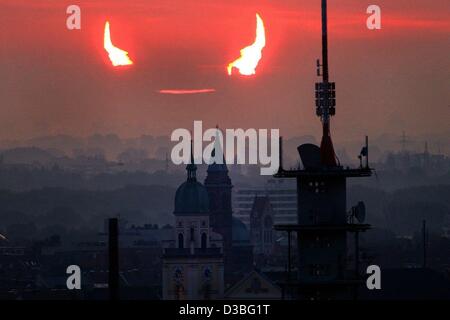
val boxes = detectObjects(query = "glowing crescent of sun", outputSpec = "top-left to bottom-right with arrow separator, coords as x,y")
227,13 -> 266,76
104,21 -> 133,67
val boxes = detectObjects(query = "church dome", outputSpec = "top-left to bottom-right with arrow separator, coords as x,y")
174,178 -> 209,215
174,141 -> 210,215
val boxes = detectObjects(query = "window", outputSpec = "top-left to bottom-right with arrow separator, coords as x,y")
174,282 -> 185,300
202,283 -> 211,300
309,264 -> 330,277
309,181 -> 326,193
178,233 -> 184,249
201,233 -> 207,250
264,215 -> 273,228
190,227 -> 195,242
263,215 -> 273,244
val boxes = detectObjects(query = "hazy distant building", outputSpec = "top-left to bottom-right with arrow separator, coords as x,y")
382,146 -> 450,174
233,178 -> 297,226
250,196 -> 275,258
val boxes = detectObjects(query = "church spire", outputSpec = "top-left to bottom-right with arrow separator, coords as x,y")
187,139 -> 197,181
208,126 -> 228,172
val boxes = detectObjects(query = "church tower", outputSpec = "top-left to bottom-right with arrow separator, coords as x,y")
162,143 -> 224,300
204,129 -> 233,279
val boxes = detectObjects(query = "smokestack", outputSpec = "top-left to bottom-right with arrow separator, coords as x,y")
108,218 -> 119,300
422,220 -> 427,269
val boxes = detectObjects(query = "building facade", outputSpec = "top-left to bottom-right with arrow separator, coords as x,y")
250,196 -> 275,257
234,178 -> 297,226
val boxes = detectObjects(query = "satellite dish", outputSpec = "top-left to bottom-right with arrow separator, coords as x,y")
354,201 -> 366,223
298,144 -> 321,169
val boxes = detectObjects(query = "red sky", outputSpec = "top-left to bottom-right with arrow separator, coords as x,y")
0,0 -> 449,143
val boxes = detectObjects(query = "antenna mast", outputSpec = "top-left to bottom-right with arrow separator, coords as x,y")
315,0 -> 337,166
321,0 -> 329,83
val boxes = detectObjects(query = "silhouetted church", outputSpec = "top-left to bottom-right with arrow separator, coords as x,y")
162,139 -> 253,299
162,149 -> 224,299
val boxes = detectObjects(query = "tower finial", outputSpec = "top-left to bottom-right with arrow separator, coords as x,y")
187,139 -> 197,180
211,126 -> 225,165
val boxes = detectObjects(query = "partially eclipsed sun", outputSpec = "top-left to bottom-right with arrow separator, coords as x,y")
227,14 -> 266,76
104,21 -> 133,67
